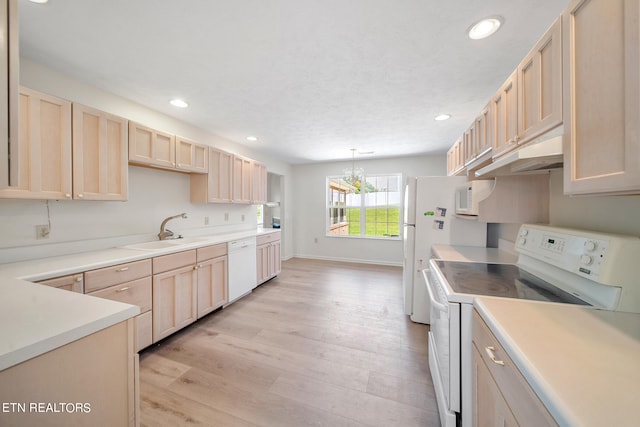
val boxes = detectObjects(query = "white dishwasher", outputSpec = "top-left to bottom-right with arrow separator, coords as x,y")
227,237 -> 257,304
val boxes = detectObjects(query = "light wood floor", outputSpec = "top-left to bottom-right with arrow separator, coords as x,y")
139,258 -> 440,427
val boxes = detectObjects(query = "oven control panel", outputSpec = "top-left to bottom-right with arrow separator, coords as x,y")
515,224 -> 640,285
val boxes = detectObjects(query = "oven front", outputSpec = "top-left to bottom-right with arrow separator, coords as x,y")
423,267 -> 461,427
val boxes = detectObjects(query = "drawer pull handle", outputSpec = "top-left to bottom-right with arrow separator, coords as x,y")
116,267 -> 129,272
485,346 -> 505,366
116,287 -> 130,293
75,276 -> 83,282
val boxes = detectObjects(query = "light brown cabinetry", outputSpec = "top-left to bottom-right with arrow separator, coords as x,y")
252,160 -> 268,204
0,87 -> 72,199
0,0 -> 19,190
256,232 -> 281,285
491,70 -> 519,158
0,320 -> 138,427
233,154 -> 252,204
37,273 -> 83,293
472,310 -> 557,427
152,250 -> 198,342
447,138 -> 465,176
85,259 -> 153,352
175,136 -> 208,173
190,146 -> 233,203
518,17 -> 563,144
128,121 -> 176,169
563,0 -> 640,195
196,243 -> 228,317
72,103 -> 128,201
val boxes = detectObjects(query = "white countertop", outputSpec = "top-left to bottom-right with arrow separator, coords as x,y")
475,297 -> 640,427
0,227 -> 280,371
431,244 -> 517,264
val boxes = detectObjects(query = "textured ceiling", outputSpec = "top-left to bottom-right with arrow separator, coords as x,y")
19,0 -> 569,164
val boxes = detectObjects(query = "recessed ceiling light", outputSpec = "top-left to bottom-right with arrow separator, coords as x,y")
169,99 -> 188,108
468,16 -> 503,40
435,114 -> 451,121
246,136 -> 258,142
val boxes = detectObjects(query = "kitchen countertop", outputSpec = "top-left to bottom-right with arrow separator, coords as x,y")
431,244 -> 517,264
0,227 -> 280,371
475,297 -> 640,427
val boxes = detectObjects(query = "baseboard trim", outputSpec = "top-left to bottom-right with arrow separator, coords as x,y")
289,254 -> 402,267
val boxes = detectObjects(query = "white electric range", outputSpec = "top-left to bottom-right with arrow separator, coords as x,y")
423,224 -> 640,427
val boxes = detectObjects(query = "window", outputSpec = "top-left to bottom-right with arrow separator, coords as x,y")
256,204 -> 264,226
326,174 -> 402,239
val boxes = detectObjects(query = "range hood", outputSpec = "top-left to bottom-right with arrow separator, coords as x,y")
475,135 -> 563,178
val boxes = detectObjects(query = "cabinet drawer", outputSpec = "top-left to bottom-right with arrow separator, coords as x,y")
472,310 -> 557,426
88,277 -> 152,313
38,274 -> 84,293
197,243 -> 227,262
153,250 -> 196,274
135,311 -> 153,352
256,231 -> 281,246
85,259 -> 151,292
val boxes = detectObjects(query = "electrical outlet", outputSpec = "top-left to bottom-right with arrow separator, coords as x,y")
314,238 -> 318,243
224,213 -> 229,221
36,224 -> 50,239
204,216 -> 210,225
241,214 -> 245,222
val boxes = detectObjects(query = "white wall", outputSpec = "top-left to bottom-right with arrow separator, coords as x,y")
0,59 -> 295,262
292,155 -> 446,266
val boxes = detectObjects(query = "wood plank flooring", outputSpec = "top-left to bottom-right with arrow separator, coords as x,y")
139,258 -> 440,427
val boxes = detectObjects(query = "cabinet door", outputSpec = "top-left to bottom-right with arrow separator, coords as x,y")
152,265 -> 197,342
191,147 -> 233,203
492,70 -> 519,158
472,345 -> 518,427
176,136 -> 208,173
128,122 -> 175,169
196,255 -> 227,317
563,0 -> 640,195
38,273 -> 84,293
72,103 -> 128,201
270,240 -> 281,277
256,243 -> 270,284
251,161 -> 267,204
476,104 -> 492,158
518,17 -> 563,144
0,87 -> 72,200
232,154 -> 252,203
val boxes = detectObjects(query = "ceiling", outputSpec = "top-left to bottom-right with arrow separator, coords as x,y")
19,0 -> 569,164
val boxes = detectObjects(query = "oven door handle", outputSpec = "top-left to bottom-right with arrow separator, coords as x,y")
422,268 -> 448,313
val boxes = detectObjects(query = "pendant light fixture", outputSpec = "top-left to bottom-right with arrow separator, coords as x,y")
343,149 -> 364,183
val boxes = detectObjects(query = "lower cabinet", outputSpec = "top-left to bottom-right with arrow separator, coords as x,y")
472,310 -> 557,426
196,243 -> 228,318
37,273 -> 84,293
256,232 -> 281,285
152,250 -> 198,343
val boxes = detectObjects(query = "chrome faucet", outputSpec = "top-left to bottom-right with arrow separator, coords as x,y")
158,213 -> 187,240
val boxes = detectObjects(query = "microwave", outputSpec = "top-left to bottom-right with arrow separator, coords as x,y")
455,180 -> 494,216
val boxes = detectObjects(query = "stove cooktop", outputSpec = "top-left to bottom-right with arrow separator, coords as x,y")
433,260 -> 590,305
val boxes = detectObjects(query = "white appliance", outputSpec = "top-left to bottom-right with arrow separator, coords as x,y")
424,224 -> 640,427
227,237 -> 257,304
454,180 -> 494,216
402,176 -> 487,323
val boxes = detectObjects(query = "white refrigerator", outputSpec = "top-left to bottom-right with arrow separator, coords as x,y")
402,176 -> 487,324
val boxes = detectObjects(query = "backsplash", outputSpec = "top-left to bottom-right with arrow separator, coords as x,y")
0,166 -> 257,263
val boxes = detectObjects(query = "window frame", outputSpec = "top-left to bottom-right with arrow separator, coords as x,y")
325,173 -> 403,240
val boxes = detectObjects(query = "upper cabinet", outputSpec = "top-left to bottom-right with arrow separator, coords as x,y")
128,122 -> 176,170
251,161 -> 267,205
563,0 -> 640,195
232,154 -> 252,204
0,0 -> 18,190
447,138 -> 465,176
0,88 -> 72,199
72,103 -> 128,201
175,136 -> 208,173
190,146 -> 233,203
491,69 -> 519,158
518,17 -> 563,142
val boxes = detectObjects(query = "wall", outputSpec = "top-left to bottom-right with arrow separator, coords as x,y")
0,59 -> 295,263
491,169 -> 640,244
292,155 -> 446,266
